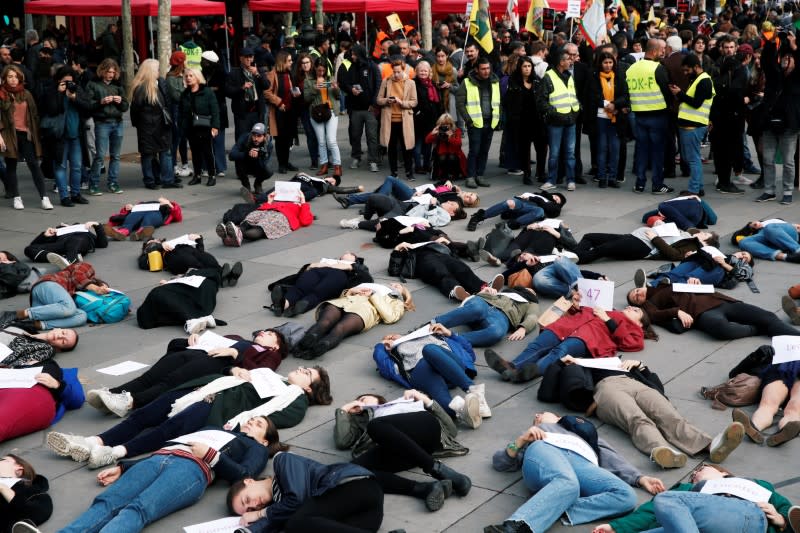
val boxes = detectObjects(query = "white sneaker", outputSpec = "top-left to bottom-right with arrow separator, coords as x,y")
650,446 -> 687,468
13,196 -> 23,210
449,394 -> 482,429
733,174 -> 753,185
204,315 -> 217,328
41,197 -> 53,210
46,431 -> 93,462
468,383 -> 492,418
99,390 -> 133,418
46,252 -> 71,270
184,317 -> 209,334
182,164 -> 194,177
350,158 -> 360,169
11,522 -> 42,533
369,162 -> 379,172
86,388 -> 111,413
339,217 -> 362,229
709,421 -> 745,463
88,445 -> 117,469
566,182 -> 576,191
553,248 -> 579,263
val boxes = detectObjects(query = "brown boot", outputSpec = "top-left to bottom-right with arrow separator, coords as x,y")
333,165 -> 343,177
316,163 -> 329,176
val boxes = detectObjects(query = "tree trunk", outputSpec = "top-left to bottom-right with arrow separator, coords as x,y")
121,0 -> 134,92
420,0 -> 432,52
315,0 -> 324,27
157,0 -> 172,77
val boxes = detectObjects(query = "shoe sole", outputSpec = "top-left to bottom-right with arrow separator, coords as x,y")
46,432 -> 90,462
46,253 -> 70,269
100,394 -> 130,418
85,390 -> 111,413
709,422 -> 744,462
490,274 -> 504,292
789,506 -> 800,533
425,482 -> 445,511
766,420 -> 800,447
453,286 -> 469,301
782,295 -> 800,325
732,408 -> 765,444
462,393 -> 482,429
755,196 -> 776,202
228,262 -> 243,286
651,447 -> 687,468
634,268 -> 646,288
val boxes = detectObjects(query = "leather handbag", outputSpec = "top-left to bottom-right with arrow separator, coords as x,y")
311,103 -> 332,123
700,373 -> 762,410
387,249 -> 416,281
192,113 -> 212,128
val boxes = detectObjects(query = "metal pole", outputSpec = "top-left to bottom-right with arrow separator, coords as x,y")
224,6 -> 231,68
149,16 -> 154,59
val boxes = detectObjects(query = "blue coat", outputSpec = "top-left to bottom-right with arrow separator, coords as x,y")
52,367 -> 84,425
372,333 -> 476,388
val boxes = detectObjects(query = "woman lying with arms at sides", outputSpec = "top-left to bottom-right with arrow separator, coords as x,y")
292,282 -> 414,360
104,196 -> 183,241
31,419 -> 282,533
138,233 -> 243,285
334,389 -> 471,511
593,463 -> 796,533
485,411 -> 664,533
484,291 -> 657,382
228,452 -> 392,533
83,329 -> 288,417
0,358 -> 83,443
1,455 -> 53,533
268,252 -> 373,317
47,365 -> 330,469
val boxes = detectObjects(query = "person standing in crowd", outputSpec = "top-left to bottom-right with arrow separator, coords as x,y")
590,51 -> 628,189
181,68 -> 219,187
504,57 -> 538,186
201,50 -> 228,181
226,47 -> 268,141
166,51 -> 192,179
86,58 -> 128,196
627,39 -> 674,195
0,65 -> 52,210
377,58 -> 417,181
265,50 -> 299,174
129,59 -> 180,191
538,48 -> 581,192
671,54 -> 714,196
294,52 -> 320,170
710,34 -> 749,194
456,56 -> 500,189
341,45 -> 381,173
309,34 -> 334,78
305,57 -> 342,177
100,24 -> 121,63
412,61 -> 443,176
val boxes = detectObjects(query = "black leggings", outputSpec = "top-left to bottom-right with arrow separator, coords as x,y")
285,477 -> 383,533
275,108 -> 297,166
285,268 -> 349,308
187,128 -> 216,175
575,233 -> 652,264
309,303 -> 366,344
388,122 -> 413,178
356,194 -> 405,231
416,249 -> 485,296
695,302 -> 800,340
110,350 -> 227,408
4,130 -> 47,197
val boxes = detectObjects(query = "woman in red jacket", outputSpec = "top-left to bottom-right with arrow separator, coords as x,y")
217,190 -> 313,246
425,113 -> 466,181
485,291 -> 657,382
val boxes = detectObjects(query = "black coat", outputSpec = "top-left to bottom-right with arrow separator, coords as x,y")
0,475 -> 53,533
136,267 -> 221,329
203,64 -> 229,129
130,79 -> 172,154
180,85 -> 221,133
585,68 -> 630,136
413,79 -> 444,141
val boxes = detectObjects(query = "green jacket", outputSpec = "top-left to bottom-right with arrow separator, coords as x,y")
610,480 -> 793,533
180,85 -> 221,132
478,292 -> 540,335
85,79 -> 129,121
334,400 -> 467,458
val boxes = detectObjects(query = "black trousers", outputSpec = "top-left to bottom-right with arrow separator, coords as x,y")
187,128 -> 216,176
4,130 -> 47,197
275,108 -> 297,166
234,159 -> 272,190
388,122 -> 413,178
285,267 -> 349,308
416,249 -> 484,296
575,233 -> 652,264
695,302 -> 800,340
284,478 -> 383,533
710,117 -> 744,187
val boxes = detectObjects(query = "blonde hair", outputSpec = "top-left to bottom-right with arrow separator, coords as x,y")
129,59 -> 160,105
393,284 -> 416,312
435,113 -> 456,128
415,60 -> 432,76
184,67 -> 206,86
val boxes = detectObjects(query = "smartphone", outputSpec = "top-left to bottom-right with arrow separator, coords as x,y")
353,84 -> 362,91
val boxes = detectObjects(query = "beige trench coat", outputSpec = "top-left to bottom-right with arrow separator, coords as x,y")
376,77 -> 417,150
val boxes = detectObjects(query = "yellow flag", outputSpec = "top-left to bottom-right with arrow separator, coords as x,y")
630,7 -> 640,29
525,0 -> 550,37
469,0 -> 494,53
617,0 -> 629,21
647,5 -> 655,22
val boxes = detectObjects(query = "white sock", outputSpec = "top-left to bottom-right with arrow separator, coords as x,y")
112,445 -> 127,459
85,436 -> 102,448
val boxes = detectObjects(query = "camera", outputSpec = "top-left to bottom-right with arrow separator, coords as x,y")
440,125 -> 449,132
65,81 -> 77,93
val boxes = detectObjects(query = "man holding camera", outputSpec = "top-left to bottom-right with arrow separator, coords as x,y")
229,123 -> 273,194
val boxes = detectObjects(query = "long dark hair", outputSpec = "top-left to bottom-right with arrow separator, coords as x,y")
309,365 -> 332,405
511,56 -> 534,87
6,454 -> 36,484
639,309 -> 659,341
258,416 -> 290,456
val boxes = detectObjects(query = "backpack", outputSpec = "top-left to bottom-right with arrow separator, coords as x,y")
74,290 -> 131,324
483,222 -> 514,257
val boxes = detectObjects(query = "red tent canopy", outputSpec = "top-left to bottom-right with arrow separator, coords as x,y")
249,0 -> 418,12
430,0 -> 583,15
25,0 -> 226,17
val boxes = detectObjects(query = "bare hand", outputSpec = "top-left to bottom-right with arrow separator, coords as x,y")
430,323 -> 452,337
382,334 -> 402,350
677,309 -> 694,328
520,425 -> 547,443
188,441 -> 210,459
85,221 -> 100,228
394,242 -> 411,251
644,229 -> 657,240
687,277 -> 701,285
208,347 -> 237,358
187,333 -> 200,346
341,400 -> 365,414
620,359 -> 642,371
757,501 -> 786,527
593,307 -> 610,321
592,525 -> 615,533
162,243 -> 174,252
211,128 -> 218,138
35,373 -> 60,388
44,227 -> 57,237
507,327 -> 526,341
404,389 -> 431,405
231,367 -> 252,381
561,355 -> 578,365
638,475 -> 666,494
570,291 -> 582,309
97,466 -> 122,486
240,510 -> 262,525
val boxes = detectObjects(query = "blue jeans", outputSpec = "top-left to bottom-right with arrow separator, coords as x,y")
409,344 -> 473,417
414,136 -> 432,170
533,258 -> 582,298
54,137 -> 83,199
512,329 -> 588,372
346,176 -> 415,206
596,118 -> 620,183
739,222 -> 800,260
140,150 -> 174,186
91,120 -> 124,187
434,297 -> 510,347
679,126 -> 707,193
484,199 -> 545,226
59,454 -> 207,533
467,125 -> 494,178
643,491 -> 768,533
310,114 -> 341,165
546,124 -> 576,185
28,281 -> 87,329
651,260 -> 725,287
122,211 -> 164,233
508,440 -> 637,531
634,113 -> 667,189
213,129 -> 227,172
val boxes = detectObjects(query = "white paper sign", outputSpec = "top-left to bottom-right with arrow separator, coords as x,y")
56,224 -> 89,236
0,343 -> 12,363
516,192 -> 548,202
566,0 -> 582,17
537,218 -> 563,229
97,361 -> 150,376
653,222 -> 680,237
597,100 -> 610,119
370,398 -> 425,418
573,356 -> 626,371
393,216 -> 429,227
501,291 -> 531,304
700,478 -> 772,503
577,279 -> 614,310
672,283 -> 715,294
0,477 -> 22,488
249,367 -> 289,399
0,367 -> 43,389
543,432 -> 599,465
273,181 -> 302,202
319,258 -> 353,265
163,275 -> 206,288
537,255 -> 558,264
183,516 -> 242,533
701,246 -> 725,259
353,283 -> 393,296
771,335 -> 800,364
414,183 -> 434,193
391,325 -> 432,348
760,219 -> 783,226
191,331 -> 238,353
164,234 -> 196,248
408,194 -> 433,205
406,241 -> 436,249
131,203 -> 161,212
170,430 -> 236,450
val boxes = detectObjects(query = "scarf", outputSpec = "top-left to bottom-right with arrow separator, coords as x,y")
599,71 -> 616,123
419,77 -> 440,104
432,64 -> 454,107
0,81 -> 25,102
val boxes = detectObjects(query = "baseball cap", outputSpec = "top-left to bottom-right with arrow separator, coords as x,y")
201,50 -> 219,63
240,47 -> 255,57
251,123 -> 266,135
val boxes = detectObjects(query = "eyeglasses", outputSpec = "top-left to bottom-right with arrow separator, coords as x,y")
688,462 -> 707,482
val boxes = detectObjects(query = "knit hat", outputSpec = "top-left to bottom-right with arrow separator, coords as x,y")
738,43 -> 754,56
647,214 -> 666,227
201,50 -> 219,63
169,51 -> 186,66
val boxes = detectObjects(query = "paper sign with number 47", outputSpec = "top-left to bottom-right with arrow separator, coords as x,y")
577,279 -> 614,311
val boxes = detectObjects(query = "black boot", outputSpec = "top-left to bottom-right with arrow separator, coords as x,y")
295,326 -> 322,354
284,299 -> 310,318
428,460 -> 471,496
411,480 -> 452,511
467,209 -> 486,231
270,286 -> 286,316
329,185 -> 363,194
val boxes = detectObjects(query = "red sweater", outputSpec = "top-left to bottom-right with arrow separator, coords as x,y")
545,306 -> 644,357
34,262 -> 98,296
425,128 -> 467,177
256,201 -> 313,230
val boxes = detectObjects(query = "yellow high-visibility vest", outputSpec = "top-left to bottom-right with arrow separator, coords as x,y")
626,59 -> 667,112
678,72 -> 714,125
464,78 -> 500,129
545,69 -> 580,114
180,44 -> 202,70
